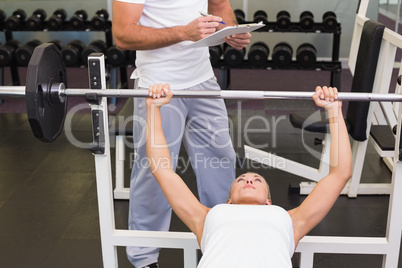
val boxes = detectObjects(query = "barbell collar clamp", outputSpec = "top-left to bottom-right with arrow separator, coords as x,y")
51,82 -> 66,103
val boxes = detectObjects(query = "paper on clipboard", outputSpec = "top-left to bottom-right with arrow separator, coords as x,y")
184,22 -> 265,48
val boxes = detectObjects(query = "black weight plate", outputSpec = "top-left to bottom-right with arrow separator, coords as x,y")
224,47 -> 245,67
96,8 -> 109,19
128,50 -> 137,65
106,46 -> 126,66
0,10 -> 6,22
322,11 -> 337,31
234,9 -> 245,24
26,43 -> 68,142
276,11 -> 291,30
300,11 -> 314,30
296,43 -> 316,68
75,9 -> 88,21
54,8 -> 67,20
272,42 -> 293,68
209,45 -> 222,66
248,42 -> 269,68
91,16 -> 106,30
0,40 -> 20,66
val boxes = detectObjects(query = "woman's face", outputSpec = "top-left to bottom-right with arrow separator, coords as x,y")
227,172 -> 271,205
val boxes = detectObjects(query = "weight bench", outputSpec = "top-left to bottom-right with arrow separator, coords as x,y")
245,18 -> 389,197
89,45 -> 402,268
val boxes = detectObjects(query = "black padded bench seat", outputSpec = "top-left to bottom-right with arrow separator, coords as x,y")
370,125 -> 395,151
289,110 -> 352,134
289,19 -> 385,142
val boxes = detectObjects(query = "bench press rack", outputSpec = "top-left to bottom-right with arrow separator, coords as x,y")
85,52 -> 402,267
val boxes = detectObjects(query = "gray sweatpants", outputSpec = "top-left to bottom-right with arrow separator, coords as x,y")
127,77 -> 236,267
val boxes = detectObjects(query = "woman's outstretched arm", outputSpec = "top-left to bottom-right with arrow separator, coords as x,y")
289,86 -> 353,245
146,83 -> 210,243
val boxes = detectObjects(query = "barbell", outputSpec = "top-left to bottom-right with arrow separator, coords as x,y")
1,43 -> 402,143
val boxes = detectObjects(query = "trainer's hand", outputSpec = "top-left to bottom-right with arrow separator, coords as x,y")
146,83 -> 173,107
224,32 -> 251,50
312,86 -> 341,110
184,16 -> 222,41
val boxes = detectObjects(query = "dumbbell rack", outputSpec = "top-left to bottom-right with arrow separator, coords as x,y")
0,10 -> 129,102
214,19 -> 342,90
0,30 -> 20,91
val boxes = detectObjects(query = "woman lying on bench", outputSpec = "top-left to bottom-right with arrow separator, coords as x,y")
145,84 -> 352,267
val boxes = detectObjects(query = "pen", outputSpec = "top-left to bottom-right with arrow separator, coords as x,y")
199,11 -> 226,25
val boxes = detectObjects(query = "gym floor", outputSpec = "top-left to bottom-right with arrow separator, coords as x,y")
0,14 -> 402,268
380,2 -> 402,29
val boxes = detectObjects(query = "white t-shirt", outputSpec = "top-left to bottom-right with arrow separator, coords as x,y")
116,0 -> 215,89
198,204 -> 295,267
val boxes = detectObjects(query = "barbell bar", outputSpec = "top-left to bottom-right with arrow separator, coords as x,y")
2,85 -> 402,102
1,42 -> 402,143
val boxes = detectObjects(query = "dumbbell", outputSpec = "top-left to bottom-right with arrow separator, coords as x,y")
253,10 -> 268,31
247,42 -> 269,68
69,9 -> 88,30
322,11 -> 337,31
47,8 -> 68,31
234,9 -> 246,24
61,40 -> 86,67
272,42 -> 293,68
106,46 -> 130,67
299,11 -> 314,30
0,9 -> 6,24
224,46 -> 246,67
48,40 -> 64,51
90,9 -> 109,30
209,45 -> 223,66
296,43 -> 317,69
0,40 -> 20,66
5,9 -> 26,30
128,50 -> 137,65
26,9 -> 47,30
81,40 -> 108,65
276,11 -> 291,30
15,40 -> 42,66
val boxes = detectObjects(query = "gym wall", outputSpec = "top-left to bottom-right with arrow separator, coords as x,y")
0,0 -> 380,63
228,0 -> 380,63
0,0 -> 109,47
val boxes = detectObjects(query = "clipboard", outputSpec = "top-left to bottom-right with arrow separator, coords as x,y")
184,22 -> 265,49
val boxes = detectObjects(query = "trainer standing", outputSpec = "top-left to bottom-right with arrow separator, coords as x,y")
112,1 -> 251,267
